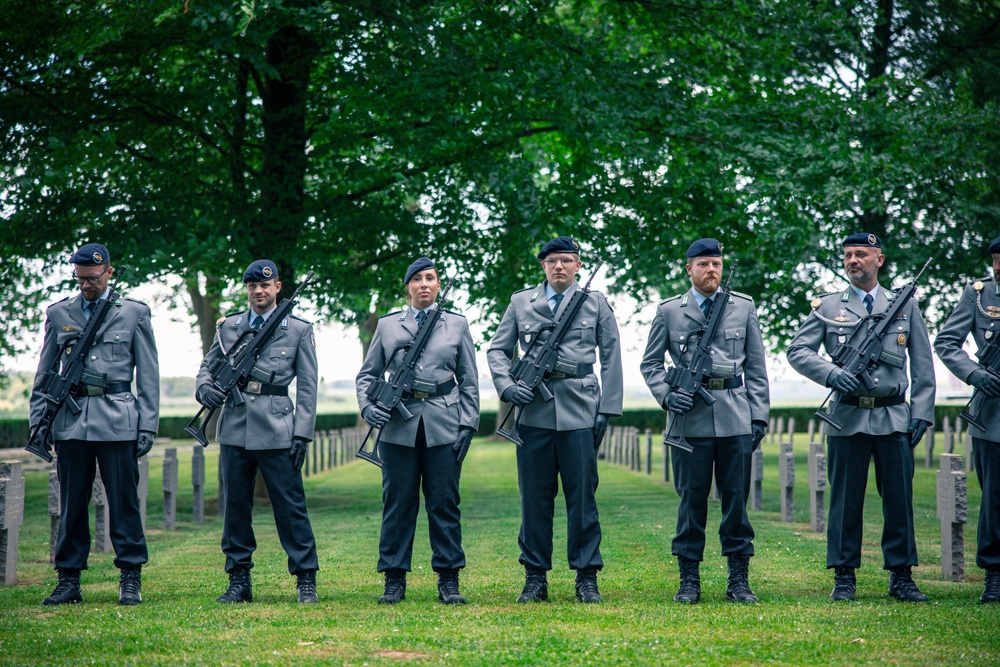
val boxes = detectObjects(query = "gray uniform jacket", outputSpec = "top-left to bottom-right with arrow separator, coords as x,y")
935,276 -> 1000,441
29,293 -> 160,441
488,281 -> 624,430
786,284 -> 935,436
356,307 -> 479,447
640,288 -> 769,438
196,310 -> 318,450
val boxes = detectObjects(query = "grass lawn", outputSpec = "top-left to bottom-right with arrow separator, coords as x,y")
1,436 -> 998,666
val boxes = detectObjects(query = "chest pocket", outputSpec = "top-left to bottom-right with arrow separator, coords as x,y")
268,347 -> 295,373
979,324 -> 1000,349
571,318 -> 597,348
518,320 -> 552,352
724,328 -> 746,357
670,330 -> 700,364
101,330 -> 132,362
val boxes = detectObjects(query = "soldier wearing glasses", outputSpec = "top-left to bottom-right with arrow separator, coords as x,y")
488,236 -> 623,604
29,243 -> 159,606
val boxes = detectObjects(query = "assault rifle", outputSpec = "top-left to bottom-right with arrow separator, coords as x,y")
816,258 -> 932,430
185,271 -> 315,447
662,260 -> 739,453
356,278 -> 455,467
495,260 -> 604,446
958,330 -> 1000,431
26,268 -> 129,462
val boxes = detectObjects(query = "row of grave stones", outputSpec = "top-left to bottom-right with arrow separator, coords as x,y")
0,426 -> 369,585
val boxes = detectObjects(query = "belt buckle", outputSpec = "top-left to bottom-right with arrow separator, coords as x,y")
551,371 -> 567,379
708,378 -> 725,390
412,390 -> 430,400
247,381 -> 262,395
84,386 -> 103,396
859,396 -> 875,409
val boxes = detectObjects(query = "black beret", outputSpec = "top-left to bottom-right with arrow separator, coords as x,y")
988,235 -> 1000,255
685,238 -> 723,258
843,232 -> 882,248
243,259 -> 279,283
70,243 -> 110,266
404,257 -> 437,284
537,236 -> 581,260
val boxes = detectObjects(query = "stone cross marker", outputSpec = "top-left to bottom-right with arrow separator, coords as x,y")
192,445 -> 206,524
807,442 -> 826,533
943,416 -> 954,454
937,453 -> 968,581
163,448 -> 179,531
768,417 -> 776,444
0,461 -> 26,585
779,441 -> 795,522
807,419 -> 816,446
48,469 -> 60,564
787,418 -> 796,446
92,467 -> 111,553
137,455 -> 149,531
751,446 -> 764,511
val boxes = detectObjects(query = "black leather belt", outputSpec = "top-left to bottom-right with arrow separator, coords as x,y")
840,394 -> 906,408
244,381 -> 288,396
74,381 -> 132,397
550,362 -> 595,379
405,377 -> 457,400
701,375 -> 743,390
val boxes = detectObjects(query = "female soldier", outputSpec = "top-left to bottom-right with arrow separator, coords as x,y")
355,257 -> 480,604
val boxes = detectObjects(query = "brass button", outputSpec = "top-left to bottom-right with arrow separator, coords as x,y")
91,355 -> 97,361
250,396 -> 256,402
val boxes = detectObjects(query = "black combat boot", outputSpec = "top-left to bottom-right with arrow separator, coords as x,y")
673,557 -> 700,604
42,569 -> 83,606
982,569 -> 1000,603
888,566 -> 929,602
575,568 -> 604,604
217,566 -> 253,603
516,568 -> 548,603
378,569 -> 406,604
437,569 -> 466,605
296,570 -> 318,603
830,567 -> 856,601
118,565 -> 143,605
726,555 -> 759,603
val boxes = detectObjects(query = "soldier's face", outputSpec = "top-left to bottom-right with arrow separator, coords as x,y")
73,263 -> 113,301
992,253 -> 1000,281
843,246 -> 884,287
687,257 -> 722,297
407,269 -> 440,310
246,279 -> 281,314
542,254 -> 581,292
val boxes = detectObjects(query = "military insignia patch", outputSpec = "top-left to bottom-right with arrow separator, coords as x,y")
62,326 -> 76,332
867,234 -> 877,246
834,309 -> 850,322
92,251 -> 103,263
838,335 -> 846,345
987,331 -> 994,340
897,333 -> 907,345
262,266 -> 273,278
974,281 -> 985,292
530,292 -> 539,302
987,306 -> 1000,314
811,298 -> 821,309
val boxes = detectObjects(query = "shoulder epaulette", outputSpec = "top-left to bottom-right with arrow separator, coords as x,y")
48,296 -> 71,308
224,309 -> 244,318
971,276 -> 993,287
379,310 -> 403,319
513,286 -> 534,294
289,314 -> 312,324
814,291 -> 839,299
443,308 -> 466,317
658,295 -> 682,305
123,296 -> 147,305
730,291 -> 753,301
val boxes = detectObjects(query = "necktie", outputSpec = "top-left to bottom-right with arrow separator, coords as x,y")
551,292 -> 564,314
701,297 -> 713,319
251,315 -> 264,330
84,302 -> 95,320
863,294 -> 874,314
416,310 -> 426,326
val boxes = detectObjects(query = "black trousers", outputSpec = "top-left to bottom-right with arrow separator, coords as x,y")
53,440 -> 147,571
826,431 -> 917,569
378,420 -> 464,572
671,434 -> 755,561
220,445 -> 319,575
972,438 -> 1000,570
516,425 -> 602,572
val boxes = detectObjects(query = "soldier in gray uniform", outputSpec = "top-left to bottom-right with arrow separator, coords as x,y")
30,243 -> 159,606
356,257 -> 479,605
640,238 -> 769,604
933,235 -> 1000,603
195,259 -> 320,604
787,233 -> 935,602
488,236 -> 623,604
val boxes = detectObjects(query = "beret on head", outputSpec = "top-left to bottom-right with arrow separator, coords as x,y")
404,257 -> 436,284
70,243 -> 111,266
843,232 -> 882,248
685,238 -> 723,258
243,259 -> 279,283
537,236 -> 581,260
988,235 -> 1000,255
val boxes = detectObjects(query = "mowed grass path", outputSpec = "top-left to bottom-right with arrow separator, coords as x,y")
1,437 -> 998,666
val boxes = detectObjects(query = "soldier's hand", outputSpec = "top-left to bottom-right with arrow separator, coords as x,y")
290,436 -> 309,472
362,405 -> 391,428
666,391 -> 694,414
908,419 -> 930,449
196,382 -> 226,410
452,427 -> 475,464
969,369 -> 1000,397
827,368 -> 859,394
751,420 -> 767,452
502,385 -> 535,407
592,413 -> 610,452
136,431 -> 155,458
